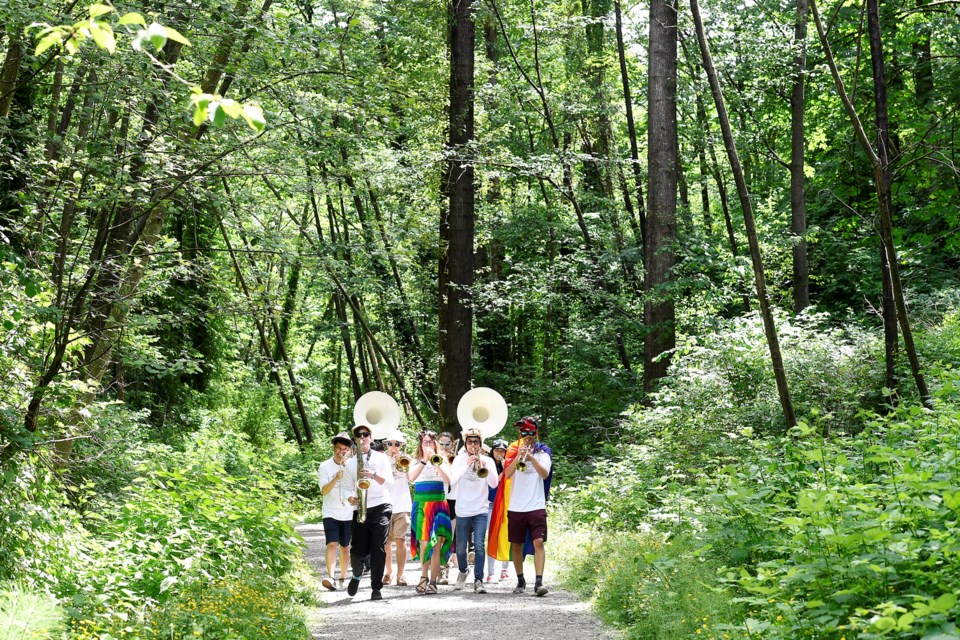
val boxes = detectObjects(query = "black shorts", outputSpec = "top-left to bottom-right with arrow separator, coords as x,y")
507,509 -> 547,544
323,517 -> 353,547
447,499 -> 456,517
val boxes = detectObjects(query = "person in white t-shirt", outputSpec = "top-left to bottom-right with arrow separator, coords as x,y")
504,416 -> 552,597
450,427 -> 499,593
344,423 -> 394,601
383,429 -> 412,587
317,431 -> 357,591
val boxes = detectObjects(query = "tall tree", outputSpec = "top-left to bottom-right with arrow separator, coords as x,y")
439,0 -> 476,435
811,0 -> 931,407
790,0 -> 810,313
644,0 -> 678,392
690,0 -> 797,429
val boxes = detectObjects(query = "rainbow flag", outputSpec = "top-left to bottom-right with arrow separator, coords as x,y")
487,439 -> 553,561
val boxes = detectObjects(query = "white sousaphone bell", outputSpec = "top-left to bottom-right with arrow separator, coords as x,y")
353,391 -> 401,440
457,387 -> 508,440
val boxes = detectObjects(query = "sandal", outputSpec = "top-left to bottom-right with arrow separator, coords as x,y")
425,581 -> 438,595
383,575 -> 392,585
397,577 -> 407,586
416,576 -> 429,594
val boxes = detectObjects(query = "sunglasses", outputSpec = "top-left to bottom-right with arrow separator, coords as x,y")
356,431 -> 371,438
520,429 -> 537,437
385,441 -> 402,447
438,441 -> 452,447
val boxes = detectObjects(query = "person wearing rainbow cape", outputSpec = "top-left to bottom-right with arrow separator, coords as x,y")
487,416 -> 553,596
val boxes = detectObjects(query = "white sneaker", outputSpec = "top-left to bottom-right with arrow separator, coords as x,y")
455,571 -> 468,591
485,575 -> 494,583
322,577 -> 337,591
499,569 -> 509,581
474,579 -> 486,594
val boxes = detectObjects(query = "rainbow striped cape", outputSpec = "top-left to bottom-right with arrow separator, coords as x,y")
487,439 -> 553,561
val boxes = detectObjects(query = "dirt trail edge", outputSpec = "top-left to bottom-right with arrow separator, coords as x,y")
298,523 -> 618,640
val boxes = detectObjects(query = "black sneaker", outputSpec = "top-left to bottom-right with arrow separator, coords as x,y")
371,590 -> 382,601
347,577 -> 360,596
535,584 -> 549,597
512,577 -> 526,594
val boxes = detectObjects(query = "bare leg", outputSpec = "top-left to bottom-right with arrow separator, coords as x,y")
511,542 -> 524,576
430,537 -> 445,580
339,545 -> 350,580
325,543 -> 339,578
420,541 -> 430,579
533,538 -> 546,576
384,538 -> 393,579
395,536 -> 407,578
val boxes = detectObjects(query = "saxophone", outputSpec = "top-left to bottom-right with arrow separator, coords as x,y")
355,441 -> 371,523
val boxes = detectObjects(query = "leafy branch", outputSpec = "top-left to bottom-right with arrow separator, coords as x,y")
26,3 -> 265,132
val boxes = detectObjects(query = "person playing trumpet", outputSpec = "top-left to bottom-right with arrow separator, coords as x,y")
450,427 -> 498,593
407,431 -> 453,594
485,439 -> 511,584
490,417 -> 553,597
317,431 -> 357,591
383,429 -> 412,587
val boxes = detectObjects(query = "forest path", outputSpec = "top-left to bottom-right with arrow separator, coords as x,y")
297,523 -> 617,640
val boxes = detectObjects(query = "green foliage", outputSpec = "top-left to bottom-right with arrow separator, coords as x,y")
558,308 -> 960,639
138,575 -> 307,640
556,529 -> 746,640
0,585 -> 65,640
0,417 -> 306,640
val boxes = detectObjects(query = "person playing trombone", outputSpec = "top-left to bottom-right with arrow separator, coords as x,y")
317,431 -> 357,591
450,427 -> 498,593
408,430 -> 453,594
383,429 -> 412,587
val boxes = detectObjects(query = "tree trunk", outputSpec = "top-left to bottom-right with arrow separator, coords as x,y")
810,0 -> 930,407
614,0 -> 646,249
439,0 -> 476,436
690,0 -> 797,429
644,0 -> 678,392
790,0 -> 811,313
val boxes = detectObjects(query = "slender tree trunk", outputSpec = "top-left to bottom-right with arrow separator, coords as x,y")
614,0 -> 646,249
696,100 -> 712,234
811,0 -> 930,407
690,0 -> 797,428
791,0 -> 811,313
0,34 -> 23,118
217,217 -> 304,447
644,0 -> 678,392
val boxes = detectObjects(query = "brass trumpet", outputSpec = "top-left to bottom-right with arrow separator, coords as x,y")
430,452 -> 445,466
516,446 -> 531,473
476,459 -> 489,478
395,454 -> 412,472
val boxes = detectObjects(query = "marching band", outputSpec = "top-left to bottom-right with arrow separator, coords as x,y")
316,389 -> 554,600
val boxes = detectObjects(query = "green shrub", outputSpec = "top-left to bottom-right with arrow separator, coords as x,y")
0,585 -> 65,640
556,529 -> 746,640
139,575 -> 308,640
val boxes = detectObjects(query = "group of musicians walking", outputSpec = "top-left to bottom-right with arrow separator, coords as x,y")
318,414 -> 553,601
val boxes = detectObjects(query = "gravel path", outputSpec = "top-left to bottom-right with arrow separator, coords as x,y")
298,523 -> 617,640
